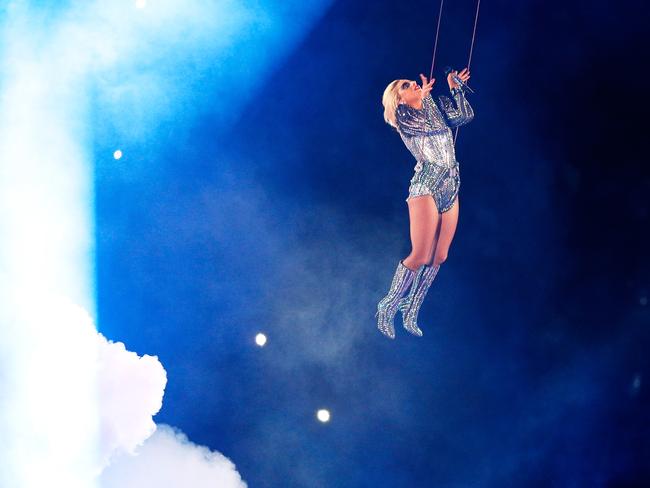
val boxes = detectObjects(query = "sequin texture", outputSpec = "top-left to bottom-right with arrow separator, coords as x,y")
375,260 -> 416,339
401,263 -> 440,336
395,87 -> 473,212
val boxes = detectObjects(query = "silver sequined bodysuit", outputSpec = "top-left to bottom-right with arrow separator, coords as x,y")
396,87 -> 474,212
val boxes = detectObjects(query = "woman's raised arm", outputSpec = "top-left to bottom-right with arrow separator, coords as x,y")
438,68 -> 474,127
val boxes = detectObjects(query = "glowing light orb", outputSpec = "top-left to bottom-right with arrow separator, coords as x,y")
113,149 -> 122,160
135,0 -> 147,9
255,333 -> 267,347
316,409 -> 330,423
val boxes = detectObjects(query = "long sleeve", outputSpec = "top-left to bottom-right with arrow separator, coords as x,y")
396,95 -> 449,138
437,87 -> 474,128
396,95 -> 461,165
395,102 -> 428,137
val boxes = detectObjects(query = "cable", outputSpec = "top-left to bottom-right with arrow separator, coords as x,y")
454,0 -> 481,144
429,0 -> 445,80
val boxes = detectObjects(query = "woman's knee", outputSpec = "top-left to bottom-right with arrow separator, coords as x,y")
405,253 -> 429,269
432,251 -> 448,266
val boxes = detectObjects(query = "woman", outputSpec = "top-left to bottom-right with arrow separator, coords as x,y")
376,68 -> 473,339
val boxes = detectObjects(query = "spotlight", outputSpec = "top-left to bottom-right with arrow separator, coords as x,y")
135,0 -> 146,9
113,149 -> 122,160
316,409 -> 330,423
255,333 -> 267,347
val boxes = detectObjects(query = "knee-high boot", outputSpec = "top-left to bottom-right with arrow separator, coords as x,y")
397,263 -> 440,336
375,260 -> 416,339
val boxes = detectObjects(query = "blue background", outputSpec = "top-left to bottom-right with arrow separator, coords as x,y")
95,1 -> 649,486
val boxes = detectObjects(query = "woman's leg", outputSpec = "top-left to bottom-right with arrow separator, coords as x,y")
431,196 -> 459,266
397,195 -> 441,312
427,216 -> 443,264
400,196 -> 459,336
376,195 -> 440,339
403,195 -> 440,270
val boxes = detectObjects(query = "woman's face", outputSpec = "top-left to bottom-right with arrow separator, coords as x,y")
397,79 -> 421,107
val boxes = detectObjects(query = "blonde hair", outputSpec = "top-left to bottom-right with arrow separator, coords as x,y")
382,79 -> 404,129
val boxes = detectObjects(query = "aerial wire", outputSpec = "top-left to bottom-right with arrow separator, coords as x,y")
454,0 -> 481,144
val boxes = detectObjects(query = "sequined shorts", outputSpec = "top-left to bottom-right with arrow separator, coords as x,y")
405,160 -> 460,213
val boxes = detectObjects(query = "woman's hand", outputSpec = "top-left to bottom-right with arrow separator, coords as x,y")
447,67 -> 470,90
419,74 -> 435,99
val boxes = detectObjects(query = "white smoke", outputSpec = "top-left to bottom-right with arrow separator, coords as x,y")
100,425 -> 247,488
0,292 -> 248,486
0,1 -> 330,485
94,316 -> 247,487
96,330 -> 167,469
5,298 -> 247,487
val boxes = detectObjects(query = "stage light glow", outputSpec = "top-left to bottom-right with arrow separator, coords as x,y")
0,33 -> 97,484
0,0 -> 337,483
640,296 -> 647,306
255,333 -> 267,347
316,409 -> 330,423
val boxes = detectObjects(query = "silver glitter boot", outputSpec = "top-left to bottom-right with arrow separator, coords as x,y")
375,260 -> 416,339
399,263 -> 440,336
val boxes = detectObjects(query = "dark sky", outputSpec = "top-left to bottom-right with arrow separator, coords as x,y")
96,0 -> 649,486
